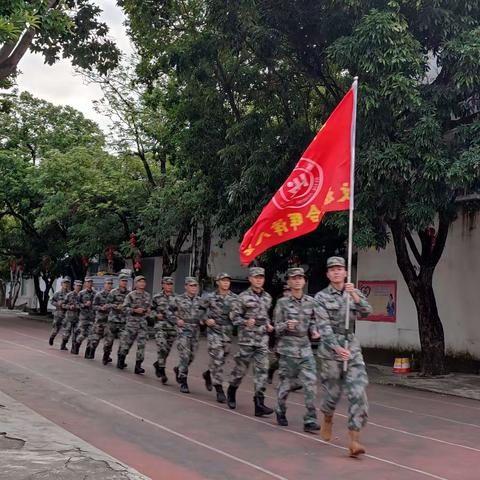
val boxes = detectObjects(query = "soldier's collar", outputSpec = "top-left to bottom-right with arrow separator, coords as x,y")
328,284 -> 344,295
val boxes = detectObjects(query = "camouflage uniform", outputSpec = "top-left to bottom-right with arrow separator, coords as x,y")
61,287 -> 81,345
50,286 -> 69,342
174,291 -> 206,381
152,290 -> 178,368
274,271 -> 340,428
104,285 -> 130,355
204,289 -> 237,386
75,287 -> 97,347
118,289 -> 152,362
229,286 -> 272,394
314,283 -> 372,432
88,288 -> 111,350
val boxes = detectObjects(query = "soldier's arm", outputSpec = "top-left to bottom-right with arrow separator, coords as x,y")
313,300 -> 340,351
51,293 -> 61,308
353,289 -> 372,317
230,296 -> 246,326
123,294 -> 134,315
92,293 -> 102,312
273,299 -> 288,335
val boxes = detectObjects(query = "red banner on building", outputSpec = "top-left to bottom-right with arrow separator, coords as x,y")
240,85 -> 356,265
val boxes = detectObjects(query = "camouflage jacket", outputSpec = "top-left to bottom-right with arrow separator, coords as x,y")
123,290 -> 152,323
78,288 -> 96,320
274,294 -> 338,358
314,285 -> 372,360
93,289 -> 111,323
151,291 -> 178,330
205,290 -> 237,335
174,293 -> 206,330
62,290 -> 80,318
107,287 -> 130,323
51,289 -> 69,319
231,287 -> 272,347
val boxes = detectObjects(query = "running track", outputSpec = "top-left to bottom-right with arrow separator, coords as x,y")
0,314 -> 478,480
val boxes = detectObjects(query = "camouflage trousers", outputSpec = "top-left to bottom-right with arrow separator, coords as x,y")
119,320 -> 148,362
103,321 -> 125,352
319,356 -> 369,431
75,316 -> 94,346
276,355 -> 317,425
62,313 -> 78,343
154,326 -> 177,367
176,327 -> 200,379
88,320 -> 108,349
50,315 -> 64,338
229,344 -> 268,395
207,329 -> 231,386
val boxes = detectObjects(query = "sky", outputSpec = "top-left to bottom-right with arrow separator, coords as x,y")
15,0 -> 134,132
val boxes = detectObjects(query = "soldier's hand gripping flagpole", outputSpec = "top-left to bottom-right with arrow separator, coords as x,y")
343,77 -> 359,372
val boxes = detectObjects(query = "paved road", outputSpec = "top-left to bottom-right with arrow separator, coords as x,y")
0,314 -> 479,480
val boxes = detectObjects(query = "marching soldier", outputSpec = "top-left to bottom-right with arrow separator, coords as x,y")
152,276 -> 178,384
60,280 -> 82,352
274,267 -> 348,433
72,277 -> 96,355
103,274 -> 130,365
314,256 -> 372,457
173,277 -> 206,394
227,267 -> 274,417
49,277 -> 71,346
85,278 -> 113,359
117,275 -> 152,374
202,273 -> 237,403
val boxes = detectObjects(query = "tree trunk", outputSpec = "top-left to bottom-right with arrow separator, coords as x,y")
33,274 -> 54,315
199,221 -> 211,287
389,217 -> 449,375
161,225 -> 191,277
0,280 -> 6,307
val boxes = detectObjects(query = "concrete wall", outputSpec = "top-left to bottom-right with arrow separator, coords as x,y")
356,214 -> 480,358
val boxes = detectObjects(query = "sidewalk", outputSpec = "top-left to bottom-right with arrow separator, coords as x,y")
0,390 -> 149,480
368,363 -> 480,401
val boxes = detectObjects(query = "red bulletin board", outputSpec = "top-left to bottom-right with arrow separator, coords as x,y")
357,280 -> 397,322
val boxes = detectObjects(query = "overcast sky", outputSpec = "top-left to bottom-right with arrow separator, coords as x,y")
15,0 -> 133,132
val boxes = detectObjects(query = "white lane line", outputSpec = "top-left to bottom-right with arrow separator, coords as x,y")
0,354 -> 289,480
0,338 -> 452,480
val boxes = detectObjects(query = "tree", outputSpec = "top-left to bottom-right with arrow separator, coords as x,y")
0,0 -> 120,84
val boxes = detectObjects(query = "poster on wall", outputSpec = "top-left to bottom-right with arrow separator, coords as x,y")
357,280 -> 397,322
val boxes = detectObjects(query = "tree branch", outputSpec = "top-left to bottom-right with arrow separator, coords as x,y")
405,230 -> 422,265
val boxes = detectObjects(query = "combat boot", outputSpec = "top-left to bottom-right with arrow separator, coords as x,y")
49,335 -> 55,346
134,361 -> 145,375
180,378 -> 190,394
153,361 -> 168,382
202,370 -> 212,391
60,339 -> 68,351
348,430 -> 366,457
89,345 -> 97,359
276,411 -> 288,426
254,393 -> 274,417
102,350 -> 112,365
84,346 -> 91,359
71,342 -> 80,355
214,385 -> 226,403
304,422 -> 320,434
320,414 -> 334,441
227,385 -> 238,409
117,354 -> 126,370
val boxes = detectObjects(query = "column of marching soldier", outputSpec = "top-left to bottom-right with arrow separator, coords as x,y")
48,257 -> 372,458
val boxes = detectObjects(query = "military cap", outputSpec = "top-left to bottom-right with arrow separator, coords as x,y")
119,274 -> 129,281
74,280 -> 83,286
249,267 -> 265,277
216,272 -> 231,281
326,256 -> 346,268
62,276 -> 71,283
184,276 -> 199,285
134,275 -> 146,283
162,276 -> 174,284
84,276 -> 93,282
104,277 -> 113,284
287,267 -> 305,277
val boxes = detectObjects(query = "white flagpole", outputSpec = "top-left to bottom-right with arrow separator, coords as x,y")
343,77 -> 358,372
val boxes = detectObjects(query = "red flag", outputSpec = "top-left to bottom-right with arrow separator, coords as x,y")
239,84 -> 356,265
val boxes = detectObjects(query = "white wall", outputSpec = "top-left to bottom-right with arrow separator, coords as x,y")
356,214 -> 480,358
209,238 -> 249,280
